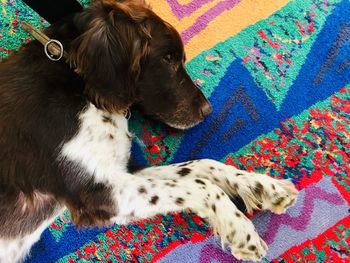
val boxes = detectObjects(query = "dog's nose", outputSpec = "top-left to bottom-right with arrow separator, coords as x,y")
200,102 -> 213,117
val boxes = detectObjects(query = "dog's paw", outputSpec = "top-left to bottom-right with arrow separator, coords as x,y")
261,179 -> 299,214
218,209 -> 267,261
210,198 -> 268,261
221,165 -> 299,214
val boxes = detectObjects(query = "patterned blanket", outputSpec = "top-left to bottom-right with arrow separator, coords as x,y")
1,0 -> 350,262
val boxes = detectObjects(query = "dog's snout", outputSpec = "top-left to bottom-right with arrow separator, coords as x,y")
200,102 -> 213,118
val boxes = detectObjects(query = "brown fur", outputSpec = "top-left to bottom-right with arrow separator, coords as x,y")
0,0 -> 211,239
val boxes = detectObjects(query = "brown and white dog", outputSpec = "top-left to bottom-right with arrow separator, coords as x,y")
0,0 -> 299,262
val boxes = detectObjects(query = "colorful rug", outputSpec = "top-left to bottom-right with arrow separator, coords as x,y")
1,0 -> 350,262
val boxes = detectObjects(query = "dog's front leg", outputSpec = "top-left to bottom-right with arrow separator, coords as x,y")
135,159 -> 298,214
108,174 -> 267,261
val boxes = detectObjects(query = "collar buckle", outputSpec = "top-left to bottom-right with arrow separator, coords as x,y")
21,21 -> 68,62
44,39 -> 64,61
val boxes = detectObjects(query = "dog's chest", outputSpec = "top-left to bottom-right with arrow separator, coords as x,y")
60,104 -> 132,182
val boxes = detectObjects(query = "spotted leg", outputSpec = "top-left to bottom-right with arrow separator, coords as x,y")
109,174 -> 268,261
135,159 -> 299,214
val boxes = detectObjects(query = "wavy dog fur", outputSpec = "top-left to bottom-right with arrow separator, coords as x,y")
0,1 -> 299,262
0,1 -> 212,260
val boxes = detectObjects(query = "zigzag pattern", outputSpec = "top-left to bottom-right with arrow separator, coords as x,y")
262,181 -> 345,244
0,0 -> 349,262
251,176 -> 350,260
277,216 -> 350,262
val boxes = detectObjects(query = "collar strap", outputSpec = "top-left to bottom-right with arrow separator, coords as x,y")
21,21 -> 68,62
21,21 -> 132,119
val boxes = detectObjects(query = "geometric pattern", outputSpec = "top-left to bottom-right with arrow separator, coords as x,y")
0,0 -> 350,262
148,0 -> 291,60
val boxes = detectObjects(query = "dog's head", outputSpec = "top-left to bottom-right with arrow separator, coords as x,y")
69,0 -> 212,129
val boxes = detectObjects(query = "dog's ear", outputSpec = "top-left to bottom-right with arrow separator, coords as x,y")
69,0 -> 151,112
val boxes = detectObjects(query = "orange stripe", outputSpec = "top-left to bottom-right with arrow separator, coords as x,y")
148,0 -> 289,60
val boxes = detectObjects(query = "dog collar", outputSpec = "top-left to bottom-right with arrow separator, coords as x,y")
21,21 -> 67,62
22,21 -> 132,121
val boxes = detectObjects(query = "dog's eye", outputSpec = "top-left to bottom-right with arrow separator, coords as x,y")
163,53 -> 174,63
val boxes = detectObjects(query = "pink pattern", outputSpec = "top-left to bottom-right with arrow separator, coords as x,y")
180,0 -> 241,44
166,0 -> 213,19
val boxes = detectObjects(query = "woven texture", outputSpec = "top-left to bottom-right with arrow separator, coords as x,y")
1,0 -> 350,262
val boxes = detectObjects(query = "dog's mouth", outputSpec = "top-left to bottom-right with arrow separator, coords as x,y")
150,111 -> 208,130
163,119 -> 203,130
135,100 -> 212,130
164,102 -> 212,130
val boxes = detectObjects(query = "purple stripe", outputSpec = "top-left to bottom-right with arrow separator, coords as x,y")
262,184 -> 345,245
166,0 -> 213,19
199,244 -> 239,262
181,0 -> 241,44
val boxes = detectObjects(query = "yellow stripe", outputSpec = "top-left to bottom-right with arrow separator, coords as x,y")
148,0 -> 289,60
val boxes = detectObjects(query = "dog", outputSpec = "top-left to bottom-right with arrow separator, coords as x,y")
0,0 -> 299,262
